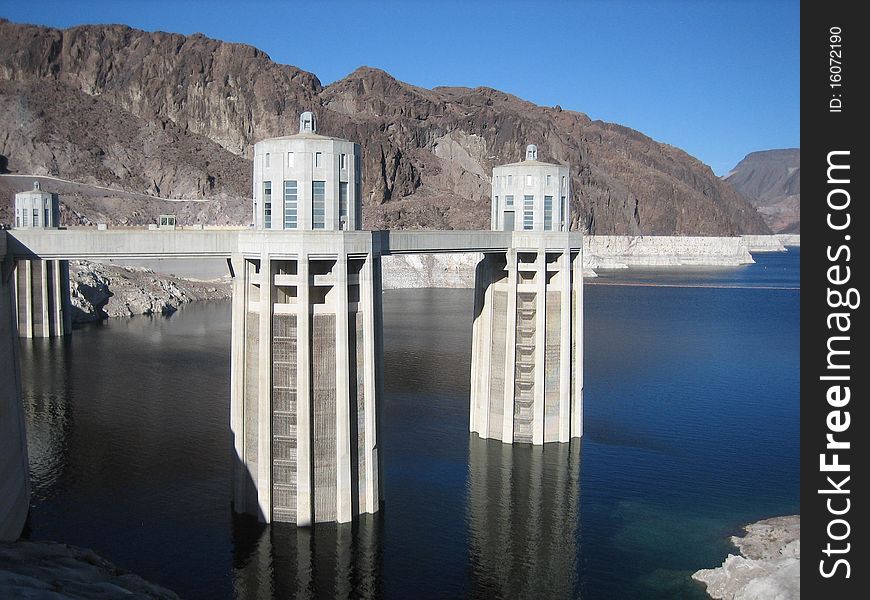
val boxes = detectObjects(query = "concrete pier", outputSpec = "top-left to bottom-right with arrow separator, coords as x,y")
12,259 -> 71,338
471,145 -> 583,444
230,232 -> 384,525
470,243 -> 583,443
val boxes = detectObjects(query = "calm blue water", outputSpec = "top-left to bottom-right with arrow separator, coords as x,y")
19,249 -> 800,599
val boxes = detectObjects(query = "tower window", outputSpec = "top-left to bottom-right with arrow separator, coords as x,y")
544,195 -> 553,231
523,195 -> 534,230
507,174 -> 512,186
339,182 -> 349,229
314,152 -> 322,168
561,196 -> 568,230
312,181 -> 325,229
33,208 -> 40,227
264,153 -> 271,169
546,174 -> 552,186
283,180 -> 297,229
526,174 -> 533,186
287,152 -> 294,167
505,194 -> 514,207
340,153 -> 347,169
263,181 -> 272,228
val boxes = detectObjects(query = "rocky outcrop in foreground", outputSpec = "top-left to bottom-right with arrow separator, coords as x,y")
70,260 -> 231,322
0,540 -> 179,599
693,515 -> 800,600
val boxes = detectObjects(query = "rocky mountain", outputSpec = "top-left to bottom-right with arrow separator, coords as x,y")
724,149 -> 800,233
0,18 -> 769,235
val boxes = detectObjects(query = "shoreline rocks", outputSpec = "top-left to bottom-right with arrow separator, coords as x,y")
69,260 -> 231,323
693,515 -> 800,600
0,540 -> 180,599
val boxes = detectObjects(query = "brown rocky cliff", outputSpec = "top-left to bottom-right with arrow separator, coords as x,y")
0,19 -> 769,234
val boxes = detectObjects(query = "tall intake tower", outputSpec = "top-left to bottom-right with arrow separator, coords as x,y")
470,145 -> 583,443
11,182 -> 71,338
231,112 -> 382,525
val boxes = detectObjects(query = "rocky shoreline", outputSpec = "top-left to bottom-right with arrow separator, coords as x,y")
693,515 -> 800,599
0,540 -> 180,599
69,259 -> 231,323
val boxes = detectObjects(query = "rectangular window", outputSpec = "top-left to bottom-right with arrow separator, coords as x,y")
562,176 -> 567,190
283,180 -> 297,229
339,182 -> 348,228
45,208 -> 50,226
494,196 -> 499,226
312,181 -> 325,229
523,195 -> 534,230
546,174 -> 552,186
340,153 -> 347,169
561,196 -> 568,230
16,212 -> 21,228
263,181 -> 272,228
507,174 -> 513,186
33,209 -> 39,227
505,194 -> 514,207
314,152 -> 322,168
22,210 -> 29,227
544,195 -> 553,231
264,153 -> 271,169
287,152 -> 294,167
526,175 -> 533,186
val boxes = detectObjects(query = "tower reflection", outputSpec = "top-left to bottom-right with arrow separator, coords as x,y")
467,436 -> 582,599
232,512 -> 382,599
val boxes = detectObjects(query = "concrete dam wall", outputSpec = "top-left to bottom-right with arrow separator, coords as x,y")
0,233 -> 30,541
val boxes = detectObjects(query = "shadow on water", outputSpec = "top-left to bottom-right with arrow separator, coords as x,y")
232,513 -> 383,600
466,436 -> 582,600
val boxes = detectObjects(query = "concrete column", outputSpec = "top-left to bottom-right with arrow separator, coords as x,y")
532,249 -> 546,445
558,247 -> 572,442
24,261 -> 33,339
52,260 -> 63,337
296,255 -> 313,526
361,252 -> 378,514
571,250 -> 584,438
60,261 -> 72,334
501,249 -> 517,442
469,260 -> 482,434
11,264 -> 19,334
333,250 -> 352,523
40,259 -> 50,338
256,253 -> 272,522
229,254 -> 248,512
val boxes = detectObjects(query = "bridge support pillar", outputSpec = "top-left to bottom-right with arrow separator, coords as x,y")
470,241 -> 583,444
230,238 -> 383,525
12,259 -> 71,338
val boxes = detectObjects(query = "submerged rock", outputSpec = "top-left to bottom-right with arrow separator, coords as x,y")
0,540 -> 180,599
693,515 -> 800,599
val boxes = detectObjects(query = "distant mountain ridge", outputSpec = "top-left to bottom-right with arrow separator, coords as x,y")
724,149 -> 799,233
0,18 -> 769,235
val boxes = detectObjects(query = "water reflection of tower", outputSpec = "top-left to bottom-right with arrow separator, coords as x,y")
232,514 -> 382,600
467,436 -> 581,599
19,337 -> 74,495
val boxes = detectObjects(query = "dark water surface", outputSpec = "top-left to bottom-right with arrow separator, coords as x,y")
20,249 -> 800,599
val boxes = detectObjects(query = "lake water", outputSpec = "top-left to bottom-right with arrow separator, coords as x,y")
19,248 -> 800,599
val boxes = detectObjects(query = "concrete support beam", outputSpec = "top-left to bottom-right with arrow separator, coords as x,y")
229,254 -> 248,513
333,251 -> 352,523
361,253 -> 379,514
502,249 -> 517,442
532,249 -> 546,445
296,256 -> 313,526
256,253 -> 272,522
571,250 -> 584,439
558,248 -> 572,443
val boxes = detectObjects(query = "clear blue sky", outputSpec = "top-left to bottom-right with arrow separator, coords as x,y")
2,0 -> 799,175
